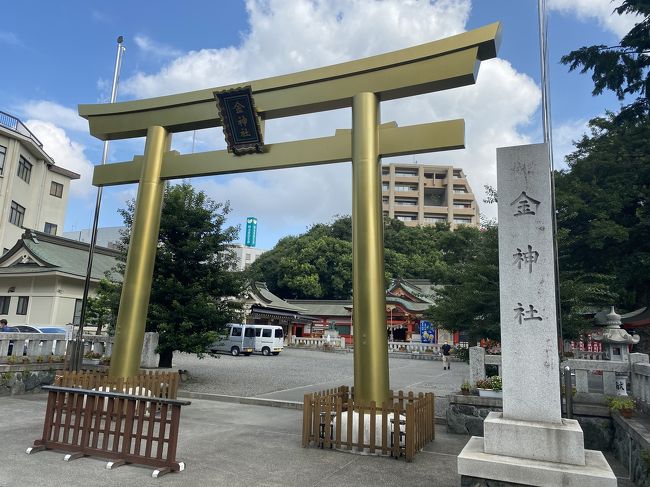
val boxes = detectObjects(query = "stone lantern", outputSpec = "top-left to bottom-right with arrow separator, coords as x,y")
593,306 -> 640,395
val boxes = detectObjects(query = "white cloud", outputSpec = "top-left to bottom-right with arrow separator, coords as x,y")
0,31 -> 22,46
133,35 -> 182,59
548,0 -> 641,38
552,118 -> 590,170
117,0 -> 538,237
21,101 -> 88,132
24,120 -> 94,198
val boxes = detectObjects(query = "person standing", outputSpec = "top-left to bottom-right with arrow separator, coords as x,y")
441,341 -> 452,370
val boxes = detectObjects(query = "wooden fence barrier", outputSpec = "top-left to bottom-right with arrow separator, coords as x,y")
54,370 -> 179,399
302,386 -> 434,462
27,385 -> 191,477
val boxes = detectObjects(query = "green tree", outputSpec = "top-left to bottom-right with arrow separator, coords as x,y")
555,113 -> 650,307
247,215 -> 481,299
113,182 -> 244,367
86,278 -> 120,335
248,232 -> 353,299
561,0 -> 650,120
424,224 -> 500,344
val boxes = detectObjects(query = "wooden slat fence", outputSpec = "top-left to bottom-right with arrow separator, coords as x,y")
54,370 -> 179,399
302,386 -> 434,462
28,385 -> 191,476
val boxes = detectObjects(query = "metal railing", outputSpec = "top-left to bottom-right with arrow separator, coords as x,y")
0,111 -> 43,147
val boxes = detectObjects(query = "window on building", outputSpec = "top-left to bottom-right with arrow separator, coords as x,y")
73,299 -> 83,325
453,203 -> 471,209
44,222 -> 57,235
16,296 -> 29,315
9,201 -> 25,227
453,217 -> 472,225
395,198 -> 417,206
245,253 -> 251,261
50,181 -> 63,198
17,156 -> 32,183
262,328 -> 272,338
395,169 -> 418,177
382,183 -> 389,191
382,196 -> 389,203
0,145 -> 6,176
453,170 -> 462,178
424,215 -> 446,223
395,214 -> 417,221
394,185 -> 416,192
0,296 -> 10,314
453,186 -> 468,194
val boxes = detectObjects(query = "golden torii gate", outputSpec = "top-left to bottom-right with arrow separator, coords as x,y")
79,23 -> 500,405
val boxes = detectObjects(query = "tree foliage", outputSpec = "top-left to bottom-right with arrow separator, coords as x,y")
555,113 -> 650,307
561,0 -> 650,120
424,225 -> 500,344
103,182 -> 244,367
246,216 -> 483,299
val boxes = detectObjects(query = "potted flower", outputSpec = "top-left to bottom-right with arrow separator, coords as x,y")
83,351 -> 102,365
460,380 -> 471,395
476,376 -> 503,398
607,396 -> 636,418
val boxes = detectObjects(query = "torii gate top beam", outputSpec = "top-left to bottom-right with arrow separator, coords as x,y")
79,23 -> 500,141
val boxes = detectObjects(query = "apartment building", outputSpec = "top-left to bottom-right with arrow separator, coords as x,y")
381,163 -> 479,227
230,244 -> 266,271
0,111 -> 79,252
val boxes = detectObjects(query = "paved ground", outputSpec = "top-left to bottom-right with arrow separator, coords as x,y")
0,348 -> 635,486
174,348 -> 465,415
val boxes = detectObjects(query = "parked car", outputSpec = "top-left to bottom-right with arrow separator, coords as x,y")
36,326 -> 67,334
208,323 -> 255,356
3,325 -> 65,355
251,325 -> 284,356
10,325 -> 41,333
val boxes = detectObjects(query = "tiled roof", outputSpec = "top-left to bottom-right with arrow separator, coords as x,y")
388,278 -> 438,304
286,300 -> 353,316
248,282 -> 307,312
0,229 -> 121,281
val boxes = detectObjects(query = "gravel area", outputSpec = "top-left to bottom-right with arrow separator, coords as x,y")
172,347 -> 468,402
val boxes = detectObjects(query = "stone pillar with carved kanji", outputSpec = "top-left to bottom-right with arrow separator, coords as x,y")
458,143 -> 616,486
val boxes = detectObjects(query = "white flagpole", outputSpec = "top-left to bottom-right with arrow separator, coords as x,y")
68,36 -> 126,370
537,0 -> 565,380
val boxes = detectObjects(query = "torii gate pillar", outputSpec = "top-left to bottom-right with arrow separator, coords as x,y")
352,92 -> 389,404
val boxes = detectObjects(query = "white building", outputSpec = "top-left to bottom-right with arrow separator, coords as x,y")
0,229 -> 120,327
230,244 -> 266,271
0,111 -> 80,253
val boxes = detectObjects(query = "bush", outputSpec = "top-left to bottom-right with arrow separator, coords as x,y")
607,396 -> 635,411
453,347 -> 469,363
476,376 -> 502,391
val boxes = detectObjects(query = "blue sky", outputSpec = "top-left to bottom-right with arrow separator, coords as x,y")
2,0 -> 638,249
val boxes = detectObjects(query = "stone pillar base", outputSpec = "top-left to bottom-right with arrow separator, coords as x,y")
484,412 -> 585,465
458,436 -> 616,487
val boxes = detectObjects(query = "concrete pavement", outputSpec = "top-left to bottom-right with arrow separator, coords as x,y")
0,349 -> 634,486
1,392 -> 468,487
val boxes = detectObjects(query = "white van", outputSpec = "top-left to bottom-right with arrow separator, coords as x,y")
208,324 -> 255,356
252,325 -> 284,356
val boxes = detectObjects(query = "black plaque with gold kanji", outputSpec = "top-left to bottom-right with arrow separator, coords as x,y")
214,86 -> 264,155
